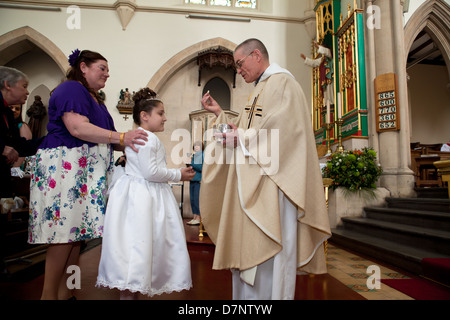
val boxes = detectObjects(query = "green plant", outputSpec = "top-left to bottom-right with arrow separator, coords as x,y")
323,148 -> 383,192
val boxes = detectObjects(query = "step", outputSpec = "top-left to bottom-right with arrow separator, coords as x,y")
331,228 -> 450,275
364,207 -> 450,232
386,197 -> 450,213
340,217 -> 450,256
415,187 -> 449,199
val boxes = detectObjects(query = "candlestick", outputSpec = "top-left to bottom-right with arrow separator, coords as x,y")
336,118 -> 345,153
324,123 -> 332,155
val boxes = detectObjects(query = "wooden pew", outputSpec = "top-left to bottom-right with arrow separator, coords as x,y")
434,160 -> 450,199
410,143 -> 450,187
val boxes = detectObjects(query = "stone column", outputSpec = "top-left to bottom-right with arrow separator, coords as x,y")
364,0 -> 415,197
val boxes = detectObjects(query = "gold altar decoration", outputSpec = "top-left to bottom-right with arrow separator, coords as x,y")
338,12 -> 357,113
312,1 -> 368,146
311,0 -> 340,141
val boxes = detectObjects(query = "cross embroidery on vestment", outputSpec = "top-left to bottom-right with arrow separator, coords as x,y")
245,94 -> 263,129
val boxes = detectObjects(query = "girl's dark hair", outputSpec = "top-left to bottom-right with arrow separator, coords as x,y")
12,104 -> 24,124
132,88 -> 162,125
66,50 -> 107,104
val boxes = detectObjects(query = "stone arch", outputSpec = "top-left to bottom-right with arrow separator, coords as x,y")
147,37 -> 237,92
0,26 -> 68,74
404,0 -> 450,79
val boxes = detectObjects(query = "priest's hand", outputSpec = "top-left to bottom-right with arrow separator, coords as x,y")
222,123 -> 239,148
201,92 -> 222,117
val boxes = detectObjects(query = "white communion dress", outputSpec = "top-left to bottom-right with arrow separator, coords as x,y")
96,129 -> 192,296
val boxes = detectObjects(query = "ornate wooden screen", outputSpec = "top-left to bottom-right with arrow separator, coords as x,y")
312,1 -> 369,146
336,7 -> 368,139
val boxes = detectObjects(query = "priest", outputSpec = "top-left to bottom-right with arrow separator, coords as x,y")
200,39 -> 331,300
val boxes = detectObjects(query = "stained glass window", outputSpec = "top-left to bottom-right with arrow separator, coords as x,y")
210,0 -> 231,6
185,0 -> 256,9
185,0 -> 206,4
235,0 -> 256,9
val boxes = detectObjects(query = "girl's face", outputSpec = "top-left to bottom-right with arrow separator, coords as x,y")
194,145 -> 201,153
141,103 -> 167,132
81,60 -> 110,91
10,104 -> 22,120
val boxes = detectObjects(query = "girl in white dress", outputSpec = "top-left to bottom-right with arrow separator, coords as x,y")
96,88 -> 195,299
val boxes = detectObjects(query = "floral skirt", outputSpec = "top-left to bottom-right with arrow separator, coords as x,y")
28,144 -> 114,244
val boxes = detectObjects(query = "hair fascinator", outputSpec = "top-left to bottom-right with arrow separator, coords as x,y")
68,49 -> 81,67
144,89 -> 162,102
146,95 -> 163,102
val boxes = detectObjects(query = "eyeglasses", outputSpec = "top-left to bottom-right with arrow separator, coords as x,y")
235,50 -> 255,69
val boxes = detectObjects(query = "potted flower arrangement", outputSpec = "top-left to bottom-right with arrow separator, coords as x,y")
323,148 -> 383,194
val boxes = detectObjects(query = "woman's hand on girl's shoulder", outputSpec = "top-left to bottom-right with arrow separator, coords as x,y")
125,129 -> 148,152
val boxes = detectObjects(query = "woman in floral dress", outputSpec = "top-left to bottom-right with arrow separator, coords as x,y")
28,49 -> 148,300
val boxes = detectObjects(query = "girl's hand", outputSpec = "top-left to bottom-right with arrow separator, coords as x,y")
180,167 -> 195,181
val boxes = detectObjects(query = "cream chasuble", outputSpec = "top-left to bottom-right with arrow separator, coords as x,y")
200,64 -> 331,281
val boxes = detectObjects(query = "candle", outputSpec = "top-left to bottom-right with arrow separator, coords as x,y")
326,99 -> 331,124
337,93 -> 342,119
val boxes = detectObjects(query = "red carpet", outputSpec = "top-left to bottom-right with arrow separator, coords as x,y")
381,278 -> 450,300
422,258 -> 450,287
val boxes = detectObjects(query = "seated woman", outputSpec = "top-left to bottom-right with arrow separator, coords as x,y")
9,104 -> 32,169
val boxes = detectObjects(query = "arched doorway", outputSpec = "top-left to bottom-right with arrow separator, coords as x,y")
0,26 -> 67,135
0,26 -> 68,74
202,77 -> 231,110
404,0 -> 450,147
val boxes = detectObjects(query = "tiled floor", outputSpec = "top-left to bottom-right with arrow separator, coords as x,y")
326,243 -> 414,300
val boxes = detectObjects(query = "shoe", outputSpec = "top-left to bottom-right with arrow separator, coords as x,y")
187,219 -> 200,225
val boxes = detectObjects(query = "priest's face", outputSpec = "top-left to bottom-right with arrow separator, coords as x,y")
234,48 -> 258,84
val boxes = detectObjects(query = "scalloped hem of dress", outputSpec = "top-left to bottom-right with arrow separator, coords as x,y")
96,280 -> 193,297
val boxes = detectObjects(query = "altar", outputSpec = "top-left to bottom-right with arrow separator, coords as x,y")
311,1 -> 369,153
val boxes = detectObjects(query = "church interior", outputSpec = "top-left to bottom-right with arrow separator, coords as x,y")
1,0 -> 450,301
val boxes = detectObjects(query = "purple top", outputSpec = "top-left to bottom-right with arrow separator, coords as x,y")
39,81 -> 116,149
